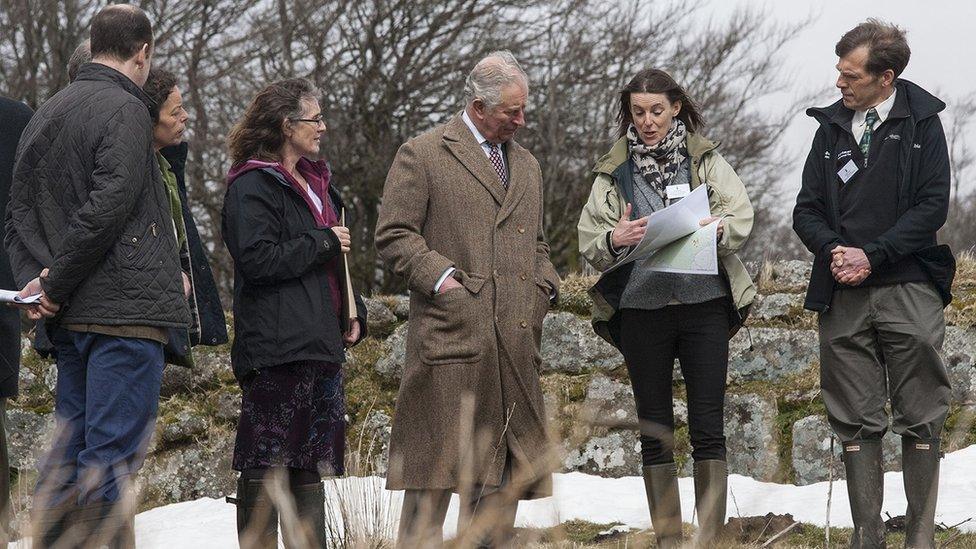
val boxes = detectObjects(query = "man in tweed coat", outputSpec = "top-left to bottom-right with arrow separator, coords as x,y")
375,51 -> 560,547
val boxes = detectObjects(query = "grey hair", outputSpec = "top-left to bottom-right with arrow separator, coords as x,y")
463,50 -> 528,110
67,39 -> 92,82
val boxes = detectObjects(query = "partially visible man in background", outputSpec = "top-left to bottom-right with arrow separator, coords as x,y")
0,93 -> 33,544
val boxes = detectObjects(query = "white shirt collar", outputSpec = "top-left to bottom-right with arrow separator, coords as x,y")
854,88 -> 897,129
462,109 -> 490,146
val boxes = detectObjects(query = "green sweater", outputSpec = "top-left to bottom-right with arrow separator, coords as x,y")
157,151 -> 186,249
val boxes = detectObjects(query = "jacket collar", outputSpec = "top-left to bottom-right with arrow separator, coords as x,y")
592,132 -> 720,177
442,113 -> 532,224
75,62 -> 154,111
161,141 -> 189,172
806,79 -> 945,130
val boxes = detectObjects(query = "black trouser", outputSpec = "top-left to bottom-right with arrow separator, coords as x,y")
619,299 -> 730,465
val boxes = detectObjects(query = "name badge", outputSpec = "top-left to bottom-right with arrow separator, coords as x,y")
837,159 -> 858,184
666,184 -> 691,200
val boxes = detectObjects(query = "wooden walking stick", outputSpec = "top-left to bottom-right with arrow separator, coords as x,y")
340,209 -> 357,332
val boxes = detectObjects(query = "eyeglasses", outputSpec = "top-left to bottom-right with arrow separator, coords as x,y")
292,116 -> 326,127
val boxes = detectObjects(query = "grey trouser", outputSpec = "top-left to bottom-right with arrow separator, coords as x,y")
818,282 -> 950,442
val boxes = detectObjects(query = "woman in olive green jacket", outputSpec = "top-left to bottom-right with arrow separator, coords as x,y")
577,69 -> 756,548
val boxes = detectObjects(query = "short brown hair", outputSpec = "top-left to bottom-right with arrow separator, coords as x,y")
228,78 -> 320,165
835,19 -> 910,78
143,68 -> 178,123
90,4 -> 153,62
67,39 -> 91,82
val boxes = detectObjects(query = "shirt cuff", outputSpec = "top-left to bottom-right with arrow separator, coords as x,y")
433,267 -> 456,293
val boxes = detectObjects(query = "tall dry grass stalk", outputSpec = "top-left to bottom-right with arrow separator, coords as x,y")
11,418 -> 159,548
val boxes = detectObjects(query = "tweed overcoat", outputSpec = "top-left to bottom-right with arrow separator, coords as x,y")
375,114 -> 560,498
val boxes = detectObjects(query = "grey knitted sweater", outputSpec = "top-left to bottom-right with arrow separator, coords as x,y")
619,159 -> 728,310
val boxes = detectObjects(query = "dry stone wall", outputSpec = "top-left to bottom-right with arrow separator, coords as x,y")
6,261 -> 975,517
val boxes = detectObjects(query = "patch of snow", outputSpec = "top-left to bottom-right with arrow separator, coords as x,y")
10,446 -> 975,547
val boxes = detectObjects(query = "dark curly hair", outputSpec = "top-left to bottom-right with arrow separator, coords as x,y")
143,68 -> 178,123
228,78 -> 320,165
616,69 -> 704,139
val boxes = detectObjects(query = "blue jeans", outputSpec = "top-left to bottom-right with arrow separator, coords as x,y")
35,328 -> 164,507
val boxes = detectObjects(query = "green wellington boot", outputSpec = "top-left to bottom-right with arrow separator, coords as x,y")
229,477 -> 279,549
843,439 -> 886,549
902,438 -> 941,549
693,460 -> 727,546
286,481 -> 328,548
642,463 -> 682,548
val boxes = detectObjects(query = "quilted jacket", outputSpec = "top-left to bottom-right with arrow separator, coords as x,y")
4,63 -> 189,329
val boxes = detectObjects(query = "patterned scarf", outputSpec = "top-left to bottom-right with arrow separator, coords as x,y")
626,119 -> 688,201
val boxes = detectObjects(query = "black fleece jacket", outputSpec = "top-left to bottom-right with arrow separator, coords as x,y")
792,79 -> 953,311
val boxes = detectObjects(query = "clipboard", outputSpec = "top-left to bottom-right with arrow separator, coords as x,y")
339,208 -> 358,331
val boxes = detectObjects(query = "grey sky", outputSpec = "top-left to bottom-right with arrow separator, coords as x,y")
705,0 -> 976,199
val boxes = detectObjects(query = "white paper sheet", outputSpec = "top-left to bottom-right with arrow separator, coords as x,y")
604,184 -> 718,275
0,289 -> 41,304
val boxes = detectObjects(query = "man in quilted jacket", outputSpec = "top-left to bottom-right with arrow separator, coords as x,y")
4,4 -> 189,546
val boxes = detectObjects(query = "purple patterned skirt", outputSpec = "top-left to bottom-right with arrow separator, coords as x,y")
232,361 -> 346,475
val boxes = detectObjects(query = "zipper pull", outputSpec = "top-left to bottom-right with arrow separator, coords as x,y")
151,222 -> 157,237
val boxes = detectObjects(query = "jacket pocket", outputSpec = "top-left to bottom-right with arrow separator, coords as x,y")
913,244 -> 955,307
118,222 -> 161,271
418,274 -> 488,365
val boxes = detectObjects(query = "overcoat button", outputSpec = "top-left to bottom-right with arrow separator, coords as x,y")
517,227 -> 525,234
520,321 -> 527,328
520,274 -> 527,281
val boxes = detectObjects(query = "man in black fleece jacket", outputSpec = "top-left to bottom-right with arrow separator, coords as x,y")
793,19 -> 952,549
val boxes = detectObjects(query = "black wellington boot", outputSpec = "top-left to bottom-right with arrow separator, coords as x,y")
31,503 -> 78,549
73,501 -> 135,549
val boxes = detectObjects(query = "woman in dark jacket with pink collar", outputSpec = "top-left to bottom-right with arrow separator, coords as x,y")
222,78 -> 366,548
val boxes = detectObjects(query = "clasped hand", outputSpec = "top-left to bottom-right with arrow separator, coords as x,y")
830,245 -> 871,285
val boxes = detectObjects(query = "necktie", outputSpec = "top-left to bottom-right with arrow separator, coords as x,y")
487,142 -> 509,189
858,107 -> 879,163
